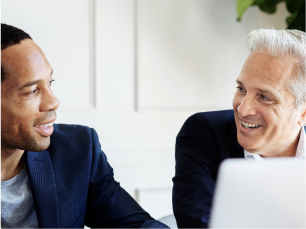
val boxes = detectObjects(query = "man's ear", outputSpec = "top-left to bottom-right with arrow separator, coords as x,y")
298,104 -> 306,126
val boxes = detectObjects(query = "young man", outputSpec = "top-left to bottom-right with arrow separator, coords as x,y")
1,23 -> 168,228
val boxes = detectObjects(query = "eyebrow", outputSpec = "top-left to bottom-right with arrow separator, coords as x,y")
18,69 -> 53,91
236,79 -> 279,99
236,79 -> 243,85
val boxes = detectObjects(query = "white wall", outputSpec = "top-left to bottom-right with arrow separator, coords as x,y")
1,0 -> 288,220
137,0 -> 288,111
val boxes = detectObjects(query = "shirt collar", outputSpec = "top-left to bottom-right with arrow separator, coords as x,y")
244,126 -> 306,161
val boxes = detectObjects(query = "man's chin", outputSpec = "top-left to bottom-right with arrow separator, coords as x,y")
24,136 -> 51,152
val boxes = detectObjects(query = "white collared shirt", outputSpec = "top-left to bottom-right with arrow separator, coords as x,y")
244,126 -> 306,161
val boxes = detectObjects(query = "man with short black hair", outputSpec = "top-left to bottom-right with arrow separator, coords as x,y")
1,23 -> 168,228
173,29 -> 306,228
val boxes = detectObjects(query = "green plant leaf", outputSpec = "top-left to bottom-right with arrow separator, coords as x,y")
236,0 -> 254,21
286,11 -> 298,25
253,0 -> 284,14
285,0 -> 305,14
236,0 -> 305,31
252,0 -> 266,5
287,1 -> 305,31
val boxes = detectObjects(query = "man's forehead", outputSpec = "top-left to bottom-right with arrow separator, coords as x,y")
2,40 -> 46,67
241,52 -> 297,86
1,39 -> 51,82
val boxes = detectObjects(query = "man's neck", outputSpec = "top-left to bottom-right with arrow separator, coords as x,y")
1,146 -> 25,181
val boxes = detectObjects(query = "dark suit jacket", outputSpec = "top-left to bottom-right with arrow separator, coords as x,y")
25,124 -> 168,228
172,110 -> 244,228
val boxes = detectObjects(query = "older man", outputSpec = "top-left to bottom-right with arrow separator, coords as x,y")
1,23 -> 168,228
172,29 -> 306,228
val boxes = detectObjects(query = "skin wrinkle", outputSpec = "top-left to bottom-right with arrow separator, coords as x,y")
236,79 -> 282,104
232,52 -> 306,157
254,49 -> 305,107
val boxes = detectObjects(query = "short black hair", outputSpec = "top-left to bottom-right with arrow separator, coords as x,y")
1,23 -> 32,82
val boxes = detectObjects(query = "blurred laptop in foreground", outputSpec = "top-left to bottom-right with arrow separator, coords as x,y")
209,158 -> 305,228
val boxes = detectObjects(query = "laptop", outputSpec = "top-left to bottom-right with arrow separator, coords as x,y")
209,158 -> 305,228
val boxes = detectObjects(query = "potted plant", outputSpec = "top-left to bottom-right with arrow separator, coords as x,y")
236,0 -> 305,31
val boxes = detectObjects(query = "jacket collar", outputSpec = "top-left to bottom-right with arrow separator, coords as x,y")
26,150 -> 60,228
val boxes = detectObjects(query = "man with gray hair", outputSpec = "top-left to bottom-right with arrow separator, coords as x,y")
172,29 -> 306,228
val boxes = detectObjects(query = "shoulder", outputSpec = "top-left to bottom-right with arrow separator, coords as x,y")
176,109 -> 237,161
52,123 -> 93,137
48,124 -> 100,158
47,124 -> 106,176
174,110 -> 238,193
51,123 -> 99,143
191,109 -> 234,126
175,109 -> 239,168
178,109 -> 235,138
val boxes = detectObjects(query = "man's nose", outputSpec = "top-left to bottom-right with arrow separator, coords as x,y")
39,88 -> 60,112
237,95 -> 256,118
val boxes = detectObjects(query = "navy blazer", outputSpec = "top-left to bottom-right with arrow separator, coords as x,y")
25,124 -> 168,228
172,110 -> 244,228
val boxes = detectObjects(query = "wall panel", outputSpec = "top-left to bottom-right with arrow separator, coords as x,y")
95,0 -> 135,112
2,0 -> 95,111
137,0 -> 289,112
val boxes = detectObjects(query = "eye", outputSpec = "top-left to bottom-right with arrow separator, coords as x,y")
48,79 -> 55,86
27,88 -> 38,95
258,94 -> 273,104
259,94 -> 270,101
236,86 -> 246,93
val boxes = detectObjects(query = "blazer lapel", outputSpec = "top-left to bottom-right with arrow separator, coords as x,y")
26,150 -> 60,228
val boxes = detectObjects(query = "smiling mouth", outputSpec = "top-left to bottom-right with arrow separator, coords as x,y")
34,122 -> 53,130
34,121 -> 55,137
241,121 -> 261,129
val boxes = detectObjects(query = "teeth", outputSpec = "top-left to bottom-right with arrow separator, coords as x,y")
242,121 -> 260,129
35,123 -> 53,128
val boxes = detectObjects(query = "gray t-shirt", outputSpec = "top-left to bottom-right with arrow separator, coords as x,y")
1,166 -> 39,228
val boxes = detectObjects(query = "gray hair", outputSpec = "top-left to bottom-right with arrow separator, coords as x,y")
246,29 -> 306,107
